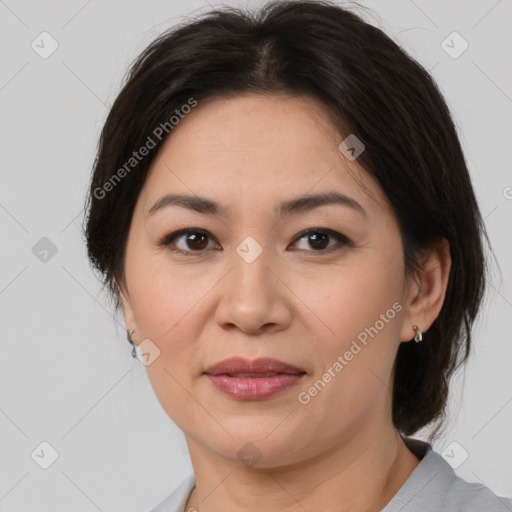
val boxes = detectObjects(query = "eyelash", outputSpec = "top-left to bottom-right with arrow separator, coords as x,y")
157,227 -> 352,256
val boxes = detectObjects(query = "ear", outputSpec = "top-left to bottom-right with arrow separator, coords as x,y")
399,236 -> 451,342
117,277 -> 136,331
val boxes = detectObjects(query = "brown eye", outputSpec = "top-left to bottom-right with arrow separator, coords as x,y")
291,228 -> 351,252
307,231 -> 329,250
159,227 -> 351,256
184,232 -> 209,250
159,229 -> 219,255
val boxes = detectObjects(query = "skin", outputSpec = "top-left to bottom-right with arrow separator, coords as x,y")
119,93 -> 451,512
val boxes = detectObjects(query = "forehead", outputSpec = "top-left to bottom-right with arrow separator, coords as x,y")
139,93 -> 387,218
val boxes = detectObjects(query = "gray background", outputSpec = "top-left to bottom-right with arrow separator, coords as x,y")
1,0 -> 511,510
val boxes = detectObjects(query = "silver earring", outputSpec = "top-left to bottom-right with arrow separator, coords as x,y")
127,328 -> 137,358
413,325 -> 423,343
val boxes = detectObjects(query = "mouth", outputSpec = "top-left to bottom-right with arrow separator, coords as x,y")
205,373 -> 306,400
221,372 -> 302,378
203,357 -> 306,400
204,356 -> 306,377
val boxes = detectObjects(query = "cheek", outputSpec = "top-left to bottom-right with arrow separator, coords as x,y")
127,261 -> 204,430
125,239 -> 206,337
293,247 -> 404,417
123,246 -> 200,381
296,249 -> 404,355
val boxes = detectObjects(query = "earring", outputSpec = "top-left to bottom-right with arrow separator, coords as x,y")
127,328 -> 137,358
413,325 -> 423,343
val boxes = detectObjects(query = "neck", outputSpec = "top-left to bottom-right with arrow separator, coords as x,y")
184,424 -> 421,512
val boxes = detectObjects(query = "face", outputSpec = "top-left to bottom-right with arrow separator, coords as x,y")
119,93 -> 425,467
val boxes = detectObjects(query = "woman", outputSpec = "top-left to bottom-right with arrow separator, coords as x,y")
84,1 -> 511,510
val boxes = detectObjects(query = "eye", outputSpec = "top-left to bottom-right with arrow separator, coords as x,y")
158,227 -> 351,256
158,228 -> 220,256
290,228 -> 351,253
158,228 -> 351,256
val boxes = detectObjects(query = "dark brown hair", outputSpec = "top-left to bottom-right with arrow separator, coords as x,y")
84,0 -> 491,438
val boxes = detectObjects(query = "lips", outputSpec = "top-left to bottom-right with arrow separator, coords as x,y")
204,357 -> 306,377
207,373 -> 305,400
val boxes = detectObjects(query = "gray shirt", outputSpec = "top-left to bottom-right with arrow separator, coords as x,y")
149,439 -> 512,511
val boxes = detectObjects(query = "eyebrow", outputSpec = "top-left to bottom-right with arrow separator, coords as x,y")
147,191 -> 367,219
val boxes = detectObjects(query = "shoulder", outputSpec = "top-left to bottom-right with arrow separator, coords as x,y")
443,474 -> 512,511
384,438 -> 512,512
148,473 -> 196,512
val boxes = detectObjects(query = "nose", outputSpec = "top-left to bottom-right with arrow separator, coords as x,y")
214,248 -> 292,335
